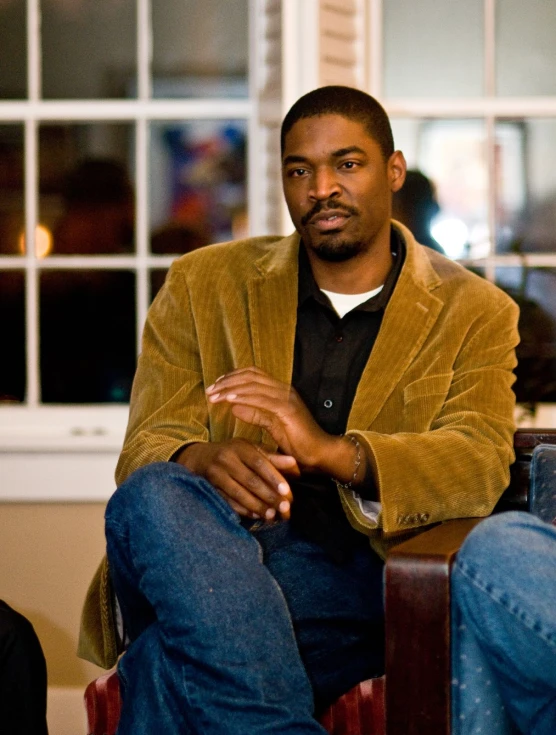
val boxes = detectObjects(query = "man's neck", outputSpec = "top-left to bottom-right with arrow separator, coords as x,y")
303,233 -> 394,295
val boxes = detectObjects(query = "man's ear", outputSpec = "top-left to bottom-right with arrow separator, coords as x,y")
388,151 -> 407,193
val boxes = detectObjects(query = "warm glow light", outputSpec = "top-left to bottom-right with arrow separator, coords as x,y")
431,216 -> 469,259
19,225 -> 53,258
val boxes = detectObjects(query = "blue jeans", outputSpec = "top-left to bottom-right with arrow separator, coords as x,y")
451,512 -> 556,735
105,462 -> 384,734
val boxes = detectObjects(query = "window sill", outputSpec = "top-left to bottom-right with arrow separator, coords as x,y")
0,405 -> 128,453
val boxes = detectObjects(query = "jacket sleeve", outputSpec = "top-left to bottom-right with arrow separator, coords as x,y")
341,298 -> 520,537
115,265 -> 209,485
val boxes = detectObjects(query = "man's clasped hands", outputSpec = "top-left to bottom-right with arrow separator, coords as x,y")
175,367 -> 364,524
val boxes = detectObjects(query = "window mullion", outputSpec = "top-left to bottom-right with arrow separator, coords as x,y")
136,116 -> 150,353
23,0 -> 41,405
27,0 -> 40,101
137,0 -> 152,100
24,119 -> 39,406
484,0 -> 496,282
136,0 -> 151,352
484,0 -> 496,97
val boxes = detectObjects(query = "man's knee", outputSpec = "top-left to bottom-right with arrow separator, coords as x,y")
457,511 -> 553,573
107,462 -> 197,515
106,461 -> 236,533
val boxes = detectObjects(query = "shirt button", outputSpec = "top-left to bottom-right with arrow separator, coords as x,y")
323,399 -> 333,409
335,335 -> 344,343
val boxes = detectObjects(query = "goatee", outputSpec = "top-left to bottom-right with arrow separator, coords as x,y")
311,238 -> 365,262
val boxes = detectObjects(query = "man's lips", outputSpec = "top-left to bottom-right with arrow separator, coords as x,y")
307,210 -> 353,231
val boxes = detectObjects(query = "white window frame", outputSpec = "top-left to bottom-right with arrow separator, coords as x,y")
0,0 -> 255,484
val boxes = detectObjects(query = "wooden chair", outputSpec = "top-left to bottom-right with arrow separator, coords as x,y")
84,428 -> 556,735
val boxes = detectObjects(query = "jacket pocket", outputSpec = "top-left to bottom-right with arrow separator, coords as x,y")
402,372 -> 454,431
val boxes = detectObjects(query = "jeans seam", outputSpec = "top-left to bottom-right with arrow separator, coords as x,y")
455,560 -> 556,651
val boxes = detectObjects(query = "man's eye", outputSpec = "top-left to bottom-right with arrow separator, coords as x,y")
289,168 -> 307,177
341,161 -> 358,170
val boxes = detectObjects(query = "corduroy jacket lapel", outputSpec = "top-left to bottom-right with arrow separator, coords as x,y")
348,226 -> 445,430
247,232 -> 300,385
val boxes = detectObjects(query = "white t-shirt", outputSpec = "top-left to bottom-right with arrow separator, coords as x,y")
320,285 -> 384,319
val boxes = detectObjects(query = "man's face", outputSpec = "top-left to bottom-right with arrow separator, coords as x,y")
281,114 -> 405,262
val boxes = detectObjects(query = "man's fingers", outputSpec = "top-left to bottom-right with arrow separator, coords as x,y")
206,368 -> 282,401
267,453 -> 300,482
219,493 -> 251,517
206,442 -> 292,519
211,472 -> 278,519
186,438 -> 293,521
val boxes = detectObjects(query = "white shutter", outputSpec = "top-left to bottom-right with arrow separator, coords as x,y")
249,0 -> 367,236
319,0 -> 365,88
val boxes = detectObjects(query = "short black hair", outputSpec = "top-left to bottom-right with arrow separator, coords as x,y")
281,85 -> 395,161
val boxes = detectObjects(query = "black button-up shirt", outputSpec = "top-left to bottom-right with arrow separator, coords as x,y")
288,228 -> 405,561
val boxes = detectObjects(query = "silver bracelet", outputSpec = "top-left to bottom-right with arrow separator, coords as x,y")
334,434 -> 361,490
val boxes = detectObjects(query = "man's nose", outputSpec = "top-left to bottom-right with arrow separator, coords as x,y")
309,167 -> 341,200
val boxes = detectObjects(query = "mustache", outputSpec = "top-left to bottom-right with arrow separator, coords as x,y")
301,200 -> 359,227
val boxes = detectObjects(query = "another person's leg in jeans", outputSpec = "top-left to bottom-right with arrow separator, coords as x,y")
0,601 -> 48,735
106,462 -> 383,734
452,512 -> 556,735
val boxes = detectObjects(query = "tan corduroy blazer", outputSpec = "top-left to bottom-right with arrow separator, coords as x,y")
78,222 -> 520,668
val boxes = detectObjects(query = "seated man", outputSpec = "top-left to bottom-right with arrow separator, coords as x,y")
79,85 -> 520,734
452,512 -> 556,735
0,600 -> 48,735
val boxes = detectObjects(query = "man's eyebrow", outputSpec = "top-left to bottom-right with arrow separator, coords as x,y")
282,146 -> 367,166
282,154 -> 308,166
331,146 -> 367,158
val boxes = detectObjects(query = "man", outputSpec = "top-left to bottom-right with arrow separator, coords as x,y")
79,86 -> 519,734
391,169 -> 445,253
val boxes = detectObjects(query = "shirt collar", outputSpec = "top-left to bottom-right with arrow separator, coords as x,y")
298,226 -> 406,314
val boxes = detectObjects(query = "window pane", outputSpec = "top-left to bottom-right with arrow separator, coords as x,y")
383,0 -> 483,98
0,124 -> 24,256
150,269 -> 169,302
391,118 -> 488,259
0,271 -> 25,402
0,0 -> 26,99
496,119 -> 556,255
497,0 -> 556,96
41,0 -> 136,99
40,270 -> 136,403
152,0 -> 248,99
496,267 -> 556,404
38,123 -> 135,256
149,120 -> 247,251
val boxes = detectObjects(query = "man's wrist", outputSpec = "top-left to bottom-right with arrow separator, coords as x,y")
312,432 -> 367,487
333,435 -> 362,489
172,442 -> 204,472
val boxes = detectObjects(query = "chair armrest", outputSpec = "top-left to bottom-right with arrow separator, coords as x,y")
384,518 -> 483,735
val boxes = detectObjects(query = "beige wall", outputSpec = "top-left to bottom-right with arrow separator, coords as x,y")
0,503 -> 107,688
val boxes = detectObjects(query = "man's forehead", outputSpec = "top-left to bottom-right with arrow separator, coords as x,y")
282,114 -> 377,158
